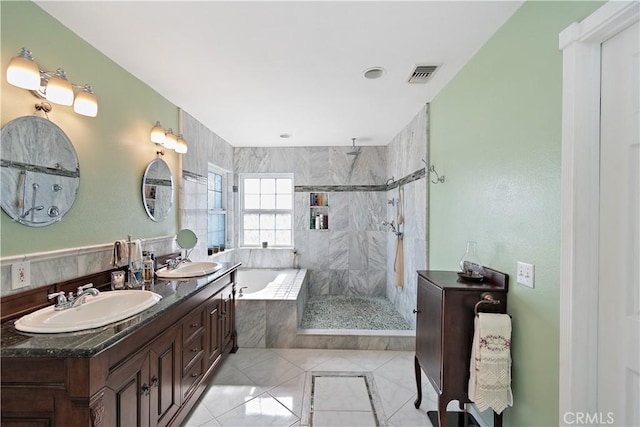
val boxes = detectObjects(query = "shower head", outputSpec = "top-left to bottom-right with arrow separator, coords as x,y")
346,137 -> 361,156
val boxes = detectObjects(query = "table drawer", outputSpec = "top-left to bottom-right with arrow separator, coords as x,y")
182,355 -> 204,400
182,332 -> 205,373
182,308 -> 205,344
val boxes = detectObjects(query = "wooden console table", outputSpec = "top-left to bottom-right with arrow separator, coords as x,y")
414,268 -> 509,427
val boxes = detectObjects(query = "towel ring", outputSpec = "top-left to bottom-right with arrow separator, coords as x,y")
474,292 -> 500,315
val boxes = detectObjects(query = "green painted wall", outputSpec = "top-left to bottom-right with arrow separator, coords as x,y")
428,1 -> 603,426
1,1 -> 180,257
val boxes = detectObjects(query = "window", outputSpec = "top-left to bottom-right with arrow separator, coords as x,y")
208,167 -> 227,248
240,174 -> 293,247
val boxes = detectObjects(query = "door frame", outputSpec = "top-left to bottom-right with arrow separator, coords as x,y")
559,1 -> 639,423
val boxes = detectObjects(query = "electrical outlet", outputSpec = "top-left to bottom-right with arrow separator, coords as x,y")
11,261 -> 31,290
517,261 -> 534,289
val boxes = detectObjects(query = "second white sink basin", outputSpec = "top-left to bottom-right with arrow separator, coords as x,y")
14,290 -> 162,334
156,261 -> 222,279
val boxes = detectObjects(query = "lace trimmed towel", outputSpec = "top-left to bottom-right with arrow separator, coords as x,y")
468,312 -> 513,414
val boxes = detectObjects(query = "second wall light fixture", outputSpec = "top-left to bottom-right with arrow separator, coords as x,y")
6,47 -> 98,117
151,121 -> 188,155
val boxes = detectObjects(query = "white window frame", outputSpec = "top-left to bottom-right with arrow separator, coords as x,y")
207,164 -> 228,249
239,173 -> 294,248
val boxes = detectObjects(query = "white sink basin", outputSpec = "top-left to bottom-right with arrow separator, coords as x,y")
156,261 -> 222,279
15,290 -> 162,334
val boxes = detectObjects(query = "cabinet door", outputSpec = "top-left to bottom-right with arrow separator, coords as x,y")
416,277 -> 443,391
221,286 -> 234,351
104,350 -> 150,427
149,326 -> 181,427
206,297 -> 222,367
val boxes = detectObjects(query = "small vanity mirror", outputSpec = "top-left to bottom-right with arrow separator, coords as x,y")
176,229 -> 197,250
1,116 -> 80,227
176,229 -> 197,262
142,158 -> 173,221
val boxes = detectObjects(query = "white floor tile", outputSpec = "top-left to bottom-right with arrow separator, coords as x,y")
313,376 -> 372,412
215,392 -> 299,427
201,385 -> 266,418
241,354 -> 305,388
180,349 -> 450,427
372,374 -> 417,419
272,348 -> 334,371
312,410 -> 377,427
267,372 -> 307,417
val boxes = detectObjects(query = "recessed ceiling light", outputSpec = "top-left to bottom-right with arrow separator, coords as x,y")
280,133 -> 292,139
363,67 -> 385,80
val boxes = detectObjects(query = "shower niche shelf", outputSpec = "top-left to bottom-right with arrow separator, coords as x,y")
310,192 -> 329,230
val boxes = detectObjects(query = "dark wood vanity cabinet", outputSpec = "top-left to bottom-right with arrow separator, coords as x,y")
1,269 -> 238,427
102,324 -> 181,427
414,269 -> 508,427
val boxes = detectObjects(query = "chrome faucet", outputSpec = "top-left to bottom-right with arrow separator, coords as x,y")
47,283 -> 99,310
72,284 -> 100,307
167,258 -> 181,270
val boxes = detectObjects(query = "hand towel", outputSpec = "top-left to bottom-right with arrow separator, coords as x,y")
130,239 -> 143,263
110,240 -> 129,267
394,187 -> 404,288
468,313 -> 513,414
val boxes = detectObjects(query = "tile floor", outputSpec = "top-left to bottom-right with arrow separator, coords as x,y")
181,348 -> 457,427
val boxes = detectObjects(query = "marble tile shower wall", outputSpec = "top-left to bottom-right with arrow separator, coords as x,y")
180,111 -> 235,263
234,146 -> 389,296
385,105 -> 429,329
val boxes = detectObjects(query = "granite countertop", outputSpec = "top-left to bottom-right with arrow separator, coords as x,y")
0,263 -> 240,358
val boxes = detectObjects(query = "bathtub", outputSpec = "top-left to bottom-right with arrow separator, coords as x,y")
234,268 -> 309,348
236,268 -> 305,299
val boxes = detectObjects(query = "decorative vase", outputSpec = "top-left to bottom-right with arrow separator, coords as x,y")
459,241 -> 485,278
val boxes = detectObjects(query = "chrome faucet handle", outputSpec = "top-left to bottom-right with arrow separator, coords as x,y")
47,291 -> 67,306
76,283 -> 94,295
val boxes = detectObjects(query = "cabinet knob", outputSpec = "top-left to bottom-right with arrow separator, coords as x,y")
413,309 -> 420,314
191,348 -> 199,353
191,323 -> 199,328
191,373 -> 199,378
141,383 -> 150,396
151,375 -> 159,387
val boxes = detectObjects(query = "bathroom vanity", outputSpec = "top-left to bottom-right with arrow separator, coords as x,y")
0,262 -> 239,427
414,268 -> 508,427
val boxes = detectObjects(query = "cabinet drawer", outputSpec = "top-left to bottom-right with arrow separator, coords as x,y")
182,356 -> 204,400
182,332 -> 205,373
182,308 -> 205,344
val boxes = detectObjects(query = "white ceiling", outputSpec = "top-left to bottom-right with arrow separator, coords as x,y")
36,1 -> 522,147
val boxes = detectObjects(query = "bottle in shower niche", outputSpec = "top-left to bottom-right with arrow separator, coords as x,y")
309,192 -> 329,230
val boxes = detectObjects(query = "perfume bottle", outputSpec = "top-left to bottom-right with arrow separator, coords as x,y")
459,241 -> 485,278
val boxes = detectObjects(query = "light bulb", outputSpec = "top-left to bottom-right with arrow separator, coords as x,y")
150,121 -> 166,144
175,135 -> 188,154
164,129 -> 177,149
6,48 -> 41,90
45,69 -> 73,106
73,84 -> 98,117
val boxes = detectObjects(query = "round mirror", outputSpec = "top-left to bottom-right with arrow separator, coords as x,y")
176,229 -> 197,250
142,158 -> 173,221
1,116 -> 80,227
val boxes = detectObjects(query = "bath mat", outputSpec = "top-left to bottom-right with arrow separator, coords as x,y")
301,371 -> 387,426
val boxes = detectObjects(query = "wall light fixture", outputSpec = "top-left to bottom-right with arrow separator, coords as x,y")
150,121 -> 188,156
6,47 -> 98,117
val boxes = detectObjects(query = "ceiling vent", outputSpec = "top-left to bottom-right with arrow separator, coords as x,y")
407,65 -> 438,84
